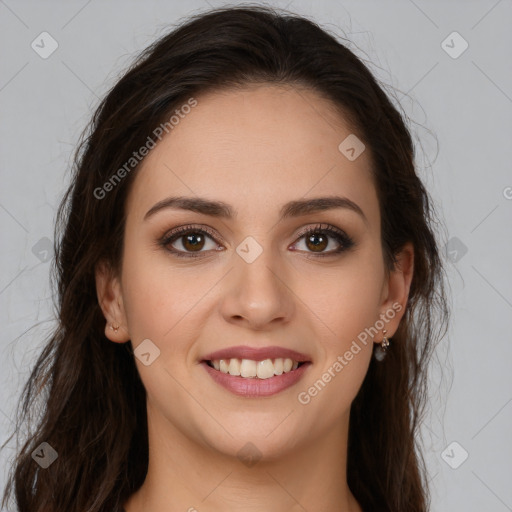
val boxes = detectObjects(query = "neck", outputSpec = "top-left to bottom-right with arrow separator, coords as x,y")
124,402 -> 362,512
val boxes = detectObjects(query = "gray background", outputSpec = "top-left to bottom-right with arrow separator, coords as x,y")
1,0 -> 511,510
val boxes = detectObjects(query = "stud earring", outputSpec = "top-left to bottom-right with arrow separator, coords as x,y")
374,329 -> 390,361
110,323 -> 120,333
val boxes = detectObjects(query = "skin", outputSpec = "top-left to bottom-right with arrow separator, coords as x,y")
96,83 -> 414,512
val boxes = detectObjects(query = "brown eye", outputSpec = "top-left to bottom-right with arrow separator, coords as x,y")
292,224 -> 355,257
304,232 -> 329,252
180,232 -> 206,252
160,226 -> 221,258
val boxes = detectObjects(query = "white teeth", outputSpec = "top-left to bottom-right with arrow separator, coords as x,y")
240,359 -> 257,378
273,358 -> 284,375
211,357 -> 303,378
256,359 -> 275,379
228,358 -> 241,376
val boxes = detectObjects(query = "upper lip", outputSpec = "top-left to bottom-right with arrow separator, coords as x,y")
202,345 -> 312,363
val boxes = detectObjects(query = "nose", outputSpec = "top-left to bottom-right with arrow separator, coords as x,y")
219,244 -> 295,330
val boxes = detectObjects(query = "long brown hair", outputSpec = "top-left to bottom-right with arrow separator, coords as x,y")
2,5 -> 449,511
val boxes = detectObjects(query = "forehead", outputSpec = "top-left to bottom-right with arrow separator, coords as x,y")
126,84 -> 379,228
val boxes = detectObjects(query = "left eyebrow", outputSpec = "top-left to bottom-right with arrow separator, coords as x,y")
144,195 -> 368,226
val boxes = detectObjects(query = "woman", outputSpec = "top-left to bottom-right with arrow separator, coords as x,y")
2,5 -> 449,511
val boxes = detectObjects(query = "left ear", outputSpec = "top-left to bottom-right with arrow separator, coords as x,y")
378,241 -> 414,338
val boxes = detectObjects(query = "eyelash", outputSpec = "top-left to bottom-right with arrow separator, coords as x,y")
158,223 -> 355,259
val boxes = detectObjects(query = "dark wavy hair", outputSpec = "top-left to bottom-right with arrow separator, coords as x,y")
2,4 -> 449,511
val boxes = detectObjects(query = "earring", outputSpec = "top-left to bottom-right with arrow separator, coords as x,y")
110,323 -> 120,333
374,329 -> 390,361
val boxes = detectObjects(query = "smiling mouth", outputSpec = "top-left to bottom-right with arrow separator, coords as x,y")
203,358 -> 309,379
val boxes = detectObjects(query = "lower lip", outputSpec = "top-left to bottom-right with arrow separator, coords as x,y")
201,361 -> 311,397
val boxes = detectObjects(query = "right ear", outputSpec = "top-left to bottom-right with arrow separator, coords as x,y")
95,260 -> 130,343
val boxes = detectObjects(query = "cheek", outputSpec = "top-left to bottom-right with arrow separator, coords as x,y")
119,242 -> 222,361
294,251 -> 385,344
119,241 -> 187,343
295,268 -> 380,419
292,252 -> 383,404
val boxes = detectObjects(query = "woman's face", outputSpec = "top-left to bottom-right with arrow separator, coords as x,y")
99,84 -> 411,460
